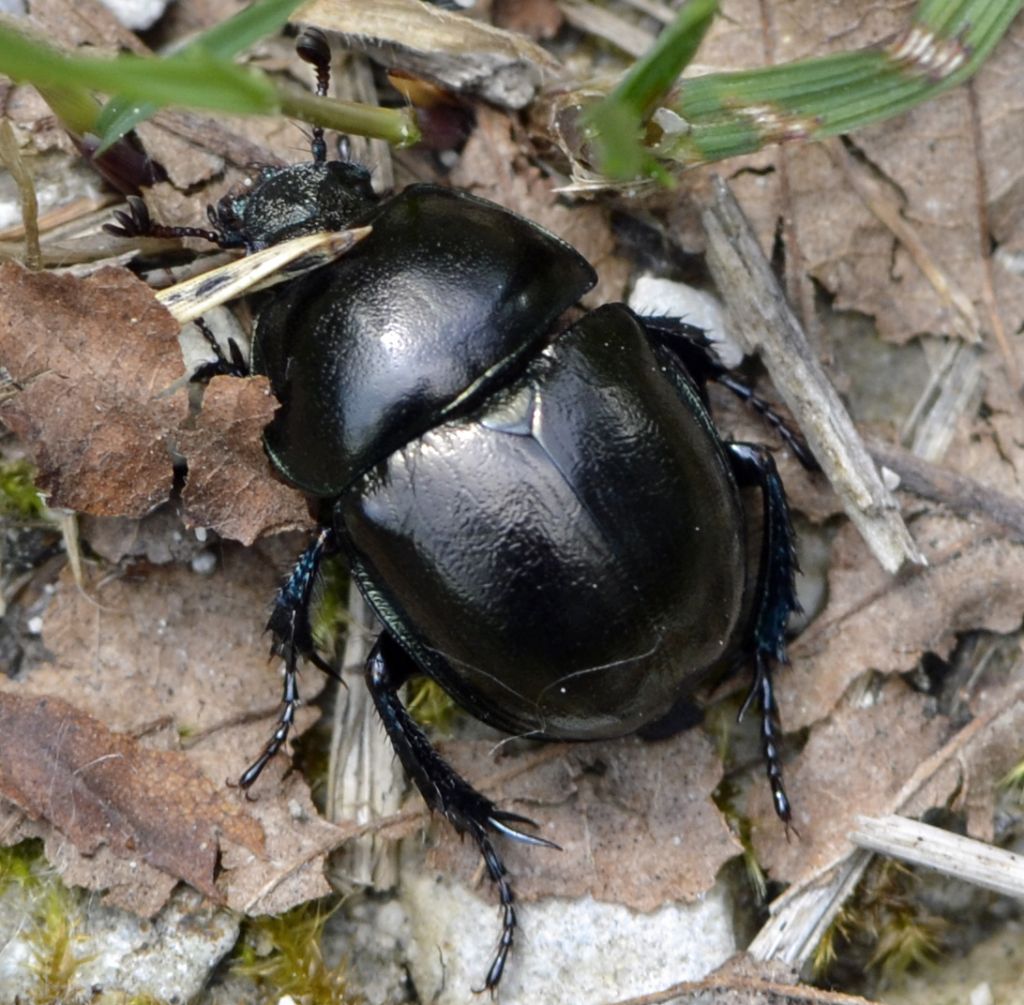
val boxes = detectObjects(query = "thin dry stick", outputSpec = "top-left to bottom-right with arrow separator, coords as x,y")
155,226 -> 371,323
702,177 -> 925,573
0,194 -> 116,242
0,119 -> 41,270
748,678 -> 1024,966
851,815 -> 1024,899
967,79 -> 1020,389
559,0 -> 658,57
900,340 -> 983,464
326,582 -> 404,891
866,437 -> 1024,540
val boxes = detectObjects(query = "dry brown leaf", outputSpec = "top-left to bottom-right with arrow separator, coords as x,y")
431,731 -> 740,909
2,546 -> 334,913
702,3 -> 1024,347
180,375 -> 313,544
0,691 -> 264,899
0,264 -> 309,542
782,513 -> 1024,733
5,808 -> 179,916
0,262 -> 186,516
748,676 -> 948,884
23,551 -> 286,735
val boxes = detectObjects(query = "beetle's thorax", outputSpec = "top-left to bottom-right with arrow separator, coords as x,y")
214,160 -> 378,251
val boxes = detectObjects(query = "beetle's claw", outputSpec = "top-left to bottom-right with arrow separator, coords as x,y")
105,195 -> 152,238
487,810 -> 560,850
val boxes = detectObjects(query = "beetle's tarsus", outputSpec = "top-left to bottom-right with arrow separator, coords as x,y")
746,651 -> 791,822
716,373 -> 819,472
239,528 -> 335,788
728,442 -> 799,824
104,195 -> 152,238
296,27 -> 331,164
190,317 -> 250,383
366,632 -> 554,990
105,193 -> 229,246
239,645 -> 300,789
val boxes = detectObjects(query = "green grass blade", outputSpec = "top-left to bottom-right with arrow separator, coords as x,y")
0,17 -> 420,154
655,0 -> 1023,167
0,25 -> 277,111
574,0 -> 1022,176
96,0 -> 306,151
584,0 -> 718,177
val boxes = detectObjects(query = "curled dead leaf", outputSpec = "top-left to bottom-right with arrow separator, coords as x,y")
180,375 -> 313,544
0,691 -> 264,899
0,262 -> 186,517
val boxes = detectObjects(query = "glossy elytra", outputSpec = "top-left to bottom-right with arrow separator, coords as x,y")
107,28 -> 816,991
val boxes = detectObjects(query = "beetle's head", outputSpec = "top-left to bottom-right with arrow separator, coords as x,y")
211,159 -> 378,252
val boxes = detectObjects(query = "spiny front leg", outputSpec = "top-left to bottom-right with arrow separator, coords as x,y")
239,527 -> 336,789
365,631 -> 557,990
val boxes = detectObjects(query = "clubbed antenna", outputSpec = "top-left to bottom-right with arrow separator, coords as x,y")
295,27 -> 332,164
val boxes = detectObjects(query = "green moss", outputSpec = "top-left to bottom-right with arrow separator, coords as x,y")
311,558 -> 348,658
232,902 -> 348,1005
999,757 -> 1024,794
711,776 -> 767,902
406,677 -> 458,735
0,838 -> 45,889
0,842 -> 101,1004
27,882 -> 91,1004
813,859 -> 947,984
0,460 -> 46,519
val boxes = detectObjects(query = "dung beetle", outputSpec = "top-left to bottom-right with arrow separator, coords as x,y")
108,28 -> 816,990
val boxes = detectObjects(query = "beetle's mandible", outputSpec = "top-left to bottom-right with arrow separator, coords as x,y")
108,28 -> 816,991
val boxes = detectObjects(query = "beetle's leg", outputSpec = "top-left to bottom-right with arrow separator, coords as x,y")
189,316 -> 250,383
727,442 -> 799,823
643,318 -> 818,472
239,527 -> 338,789
295,29 -> 331,164
714,373 -> 818,472
104,194 -> 231,247
366,631 -> 556,991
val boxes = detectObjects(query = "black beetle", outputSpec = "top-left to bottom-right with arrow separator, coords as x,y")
108,29 -> 815,990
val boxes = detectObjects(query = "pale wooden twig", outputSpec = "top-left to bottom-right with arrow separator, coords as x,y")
155,226 -> 371,324
702,176 -> 925,573
749,678 -> 1024,967
851,814 -> 1024,900
558,0 -> 658,58
325,582 -> 404,891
